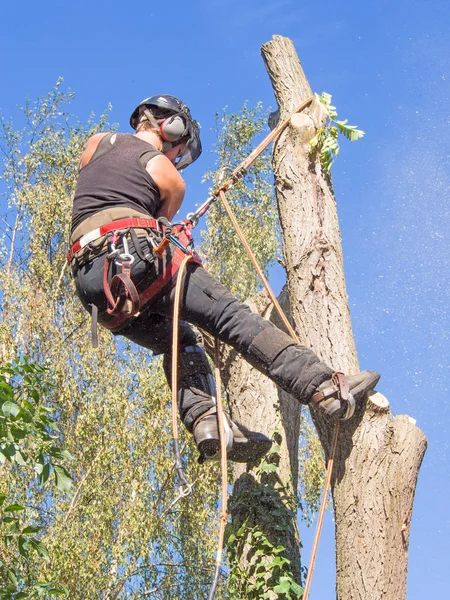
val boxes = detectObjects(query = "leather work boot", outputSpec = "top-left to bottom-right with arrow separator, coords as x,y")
311,370 -> 381,420
193,407 -> 272,464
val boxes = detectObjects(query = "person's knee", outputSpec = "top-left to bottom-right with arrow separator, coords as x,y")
247,326 -> 297,372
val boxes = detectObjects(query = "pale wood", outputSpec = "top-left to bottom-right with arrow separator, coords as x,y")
261,34 -> 427,600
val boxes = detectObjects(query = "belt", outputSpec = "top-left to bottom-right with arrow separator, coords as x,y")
67,217 -> 158,263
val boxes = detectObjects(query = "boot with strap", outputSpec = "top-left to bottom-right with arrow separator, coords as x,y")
193,407 -> 272,464
311,370 -> 381,420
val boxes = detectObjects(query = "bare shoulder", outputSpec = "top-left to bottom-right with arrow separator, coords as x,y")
145,154 -> 186,194
79,132 -> 110,170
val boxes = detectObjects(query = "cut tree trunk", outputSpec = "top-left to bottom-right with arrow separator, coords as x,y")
261,35 -> 427,600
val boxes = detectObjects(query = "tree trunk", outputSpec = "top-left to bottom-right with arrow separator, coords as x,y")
261,35 -> 427,600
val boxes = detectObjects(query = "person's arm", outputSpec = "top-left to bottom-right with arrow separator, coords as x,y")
78,133 -> 108,170
146,155 -> 186,221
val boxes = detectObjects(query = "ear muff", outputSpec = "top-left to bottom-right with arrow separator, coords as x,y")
160,115 -> 187,143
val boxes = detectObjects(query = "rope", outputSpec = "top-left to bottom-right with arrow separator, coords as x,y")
207,339 -> 229,600
171,254 -> 194,494
171,253 -> 228,600
213,96 -> 315,195
302,421 -> 340,599
209,95 -> 340,599
218,190 -> 298,342
219,184 -> 340,599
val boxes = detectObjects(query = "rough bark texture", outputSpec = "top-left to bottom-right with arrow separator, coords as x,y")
261,35 -> 427,600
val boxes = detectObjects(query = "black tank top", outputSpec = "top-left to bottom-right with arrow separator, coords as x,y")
71,133 -> 162,233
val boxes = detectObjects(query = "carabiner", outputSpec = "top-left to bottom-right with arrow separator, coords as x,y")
114,235 -> 135,266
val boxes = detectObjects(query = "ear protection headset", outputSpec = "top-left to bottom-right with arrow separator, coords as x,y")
142,108 -> 188,146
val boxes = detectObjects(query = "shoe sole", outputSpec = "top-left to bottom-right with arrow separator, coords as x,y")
198,434 -> 272,464
351,370 -> 381,401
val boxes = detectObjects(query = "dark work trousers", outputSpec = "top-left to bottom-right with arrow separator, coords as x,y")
73,240 -> 333,432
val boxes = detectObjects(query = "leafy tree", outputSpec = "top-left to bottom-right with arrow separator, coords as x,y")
0,358 -> 71,598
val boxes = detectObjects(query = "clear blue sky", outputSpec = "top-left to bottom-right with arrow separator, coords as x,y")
1,0 -> 449,597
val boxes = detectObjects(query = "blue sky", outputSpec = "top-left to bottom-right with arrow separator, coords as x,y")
1,0 -> 449,597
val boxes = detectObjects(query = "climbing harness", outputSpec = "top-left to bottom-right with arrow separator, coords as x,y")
68,216 -> 202,341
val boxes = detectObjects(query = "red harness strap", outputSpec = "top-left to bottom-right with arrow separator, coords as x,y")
101,226 -> 202,332
103,256 -> 141,317
67,217 -> 159,263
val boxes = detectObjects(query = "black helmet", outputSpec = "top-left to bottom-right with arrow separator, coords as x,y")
130,94 -> 202,170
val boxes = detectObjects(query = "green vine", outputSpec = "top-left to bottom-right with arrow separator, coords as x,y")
225,432 -> 304,599
310,92 -> 364,172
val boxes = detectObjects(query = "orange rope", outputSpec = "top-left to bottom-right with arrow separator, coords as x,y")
302,421 -> 340,600
206,338 -> 229,598
171,254 -> 193,488
218,190 -> 298,343
213,94 -> 341,597
214,96 -> 315,194
214,338 -> 229,550
171,254 -> 228,598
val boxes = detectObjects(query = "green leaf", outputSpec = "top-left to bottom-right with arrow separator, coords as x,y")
18,535 -> 29,557
260,462 -> 277,472
39,463 -> 50,485
290,581 -> 304,595
6,568 -> 18,588
4,503 -> 25,512
273,579 -> 292,594
0,382 -> 14,400
22,525 -> 42,535
1,401 -> 20,418
49,447 -> 73,461
53,464 -> 72,492
2,516 -> 18,523
10,426 -> 27,440
15,451 -> 27,466
28,538 -> 50,561
0,493 -> 5,506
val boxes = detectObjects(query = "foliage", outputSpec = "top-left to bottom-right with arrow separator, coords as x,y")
0,358 -> 71,598
225,434 -> 304,599
0,82 -> 226,599
298,415 -> 327,525
201,102 -> 280,301
309,92 -> 364,173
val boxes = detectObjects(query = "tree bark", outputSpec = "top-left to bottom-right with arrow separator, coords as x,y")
261,35 -> 427,600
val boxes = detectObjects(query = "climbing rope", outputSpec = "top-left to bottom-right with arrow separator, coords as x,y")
171,254 -> 194,498
303,421 -> 340,600
207,338 -> 229,600
171,253 -> 229,599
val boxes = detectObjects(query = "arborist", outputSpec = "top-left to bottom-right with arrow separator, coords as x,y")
68,94 -> 380,464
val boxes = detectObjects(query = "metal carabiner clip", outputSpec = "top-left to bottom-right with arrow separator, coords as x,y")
114,234 -> 135,266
